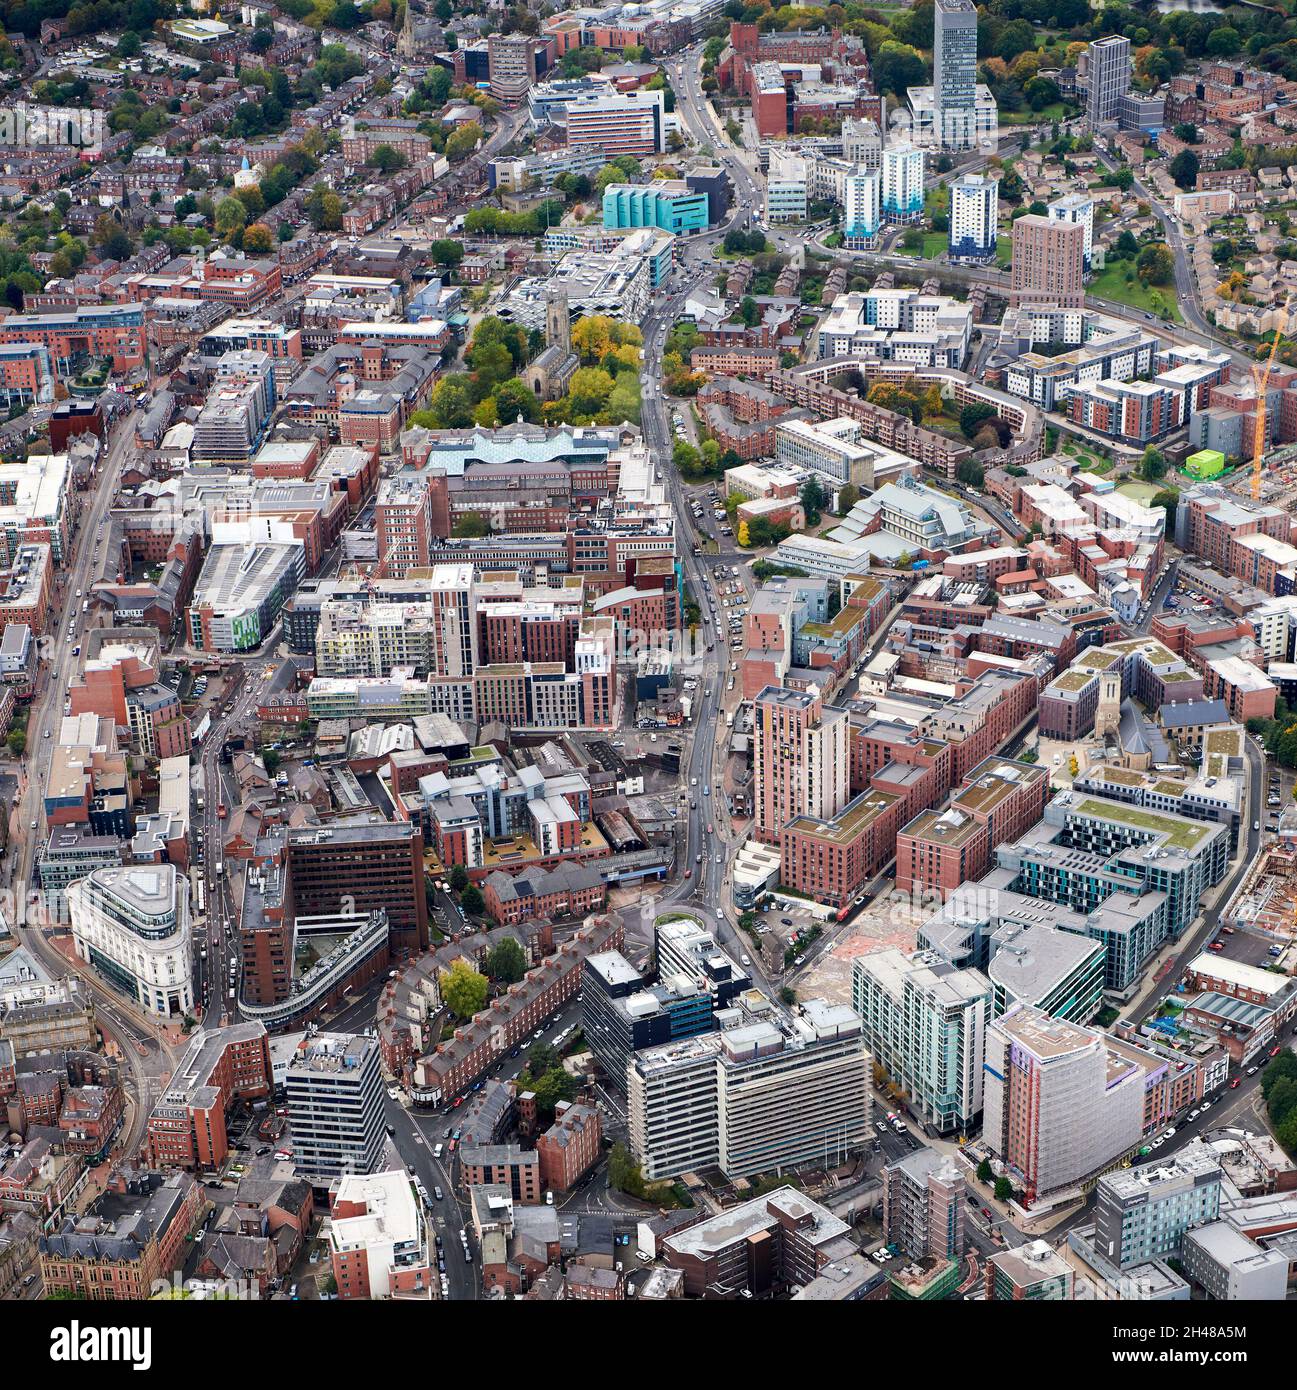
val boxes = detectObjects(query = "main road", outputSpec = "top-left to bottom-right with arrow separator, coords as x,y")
7,406 -> 176,1156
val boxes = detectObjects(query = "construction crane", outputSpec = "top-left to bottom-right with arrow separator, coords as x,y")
1251,294 -> 1292,500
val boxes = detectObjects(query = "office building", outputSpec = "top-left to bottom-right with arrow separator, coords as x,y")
1092,1142 -> 1221,1270
565,90 -> 664,157
146,1023 -> 273,1170
1048,193 -> 1094,271
753,685 -> 849,844
883,1148 -> 965,1260
932,0 -> 979,150
882,143 -> 925,224
852,949 -> 991,1134
68,864 -> 192,1020
1011,215 -> 1085,308
602,181 -> 709,236
766,150 -> 809,223
982,1005 -> 1144,1199
1182,1222 -> 1287,1300
487,34 -> 537,106
1087,35 -> 1131,129
627,999 -> 870,1180
286,820 -> 428,953
948,172 -> 998,263
286,1033 -> 385,1182
984,1240 -> 1075,1299
661,1187 -> 854,1298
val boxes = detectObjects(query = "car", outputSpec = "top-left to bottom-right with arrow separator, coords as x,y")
256,1146 -> 270,1156
29,820 -> 36,830
1151,1136 -> 1165,1148
545,1190 -> 555,1206
1200,1100 -> 1212,1111
1230,1077 -> 1242,1088
684,867 -> 692,879
703,785 -> 710,796
707,824 -> 714,835
780,917 -> 793,927
1255,821 -> 1261,832
1272,1045 -> 1284,1057
1247,1065 -> 1259,1076
1188,1109 -> 1201,1121
981,1207 -> 993,1220
434,1185 -> 444,1201
43,728 -> 50,738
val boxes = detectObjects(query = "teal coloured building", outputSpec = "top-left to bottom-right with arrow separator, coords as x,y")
602,181 -> 710,237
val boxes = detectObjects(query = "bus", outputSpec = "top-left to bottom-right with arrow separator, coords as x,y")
195,880 -> 205,917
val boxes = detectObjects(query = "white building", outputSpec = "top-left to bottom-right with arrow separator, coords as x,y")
882,143 -> 925,224
286,1032 -> 386,1180
815,288 -> 973,367
628,997 -> 871,1179
948,172 -> 998,263
329,1169 -> 432,1299
68,864 -> 193,1019
852,949 -> 990,1133
841,168 -> 881,248
1048,193 -> 1095,271
766,149 -> 809,223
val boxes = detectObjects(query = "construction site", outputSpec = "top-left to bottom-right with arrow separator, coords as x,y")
1228,819 -> 1297,940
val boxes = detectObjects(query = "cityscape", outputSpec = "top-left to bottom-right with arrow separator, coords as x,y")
0,0 -> 1292,1331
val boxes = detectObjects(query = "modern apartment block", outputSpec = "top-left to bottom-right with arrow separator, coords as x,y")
627,998 -> 870,1180
932,0 -> 979,150
1087,35 -> 1131,129
285,1033 -> 386,1182
852,949 -> 991,1134
752,685 -> 849,844
883,1148 -> 966,1260
982,1005 -> 1145,1199
330,1170 -> 432,1300
1047,193 -> 1095,271
1010,215 -> 1085,308
895,755 -> 1049,903
1092,1142 -> 1222,1269
881,143 -> 925,224
948,172 -> 998,263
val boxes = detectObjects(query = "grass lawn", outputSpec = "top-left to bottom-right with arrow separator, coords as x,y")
1061,441 -> 1112,473
1118,480 -> 1162,505
1000,102 -> 1071,125
995,234 -> 1012,267
1089,259 -> 1183,323
921,231 -> 947,260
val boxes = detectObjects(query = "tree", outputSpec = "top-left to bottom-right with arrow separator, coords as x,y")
484,937 -> 527,984
608,1141 -> 647,1198
439,959 -> 488,1018
430,239 -> 464,269
461,885 -> 484,915
960,401 -> 996,439
976,1158 -> 993,1184
494,378 -> 541,424
452,511 -> 490,538
1140,445 -> 1167,481
799,476 -> 828,526
445,123 -> 482,163
241,222 -> 273,253
873,39 -> 926,97
449,864 -> 469,892
739,295 -> 760,327
837,483 -> 860,514
994,1176 -> 1014,1203
369,144 -> 407,174
1169,149 -> 1200,191
262,749 -> 281,776
215,197 -> 247,241
737,519 -> 751,547
6,728 -> 24,755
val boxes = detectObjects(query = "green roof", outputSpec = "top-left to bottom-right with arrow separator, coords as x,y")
1073,797 -> 1211,852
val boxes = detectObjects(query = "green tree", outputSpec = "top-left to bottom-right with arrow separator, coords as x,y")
976,1158 -> 993,1184
960,401 -> 996,439
484,937 -> 527,984
873,39 -> 926,97
1137,242 -> 1175,285
439,959 -> 488,1018
993,1176 -> 1014,1203
449,865 -> 469,892
608,1140 -> 647,1198
369,144 -> 407,174
493,378 -> 541,424
1168,149 -> 1199,191
430,239 -> 464,269
6,728 -> 25,755
1140,445 -> 1167,481
461,885 -> 484,916
214,197 -> 247,241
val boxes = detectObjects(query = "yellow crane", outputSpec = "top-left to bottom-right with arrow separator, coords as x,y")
1251,294 -> 1292,500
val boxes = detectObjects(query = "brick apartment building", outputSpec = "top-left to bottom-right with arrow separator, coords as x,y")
536,1101 -> 602,1192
